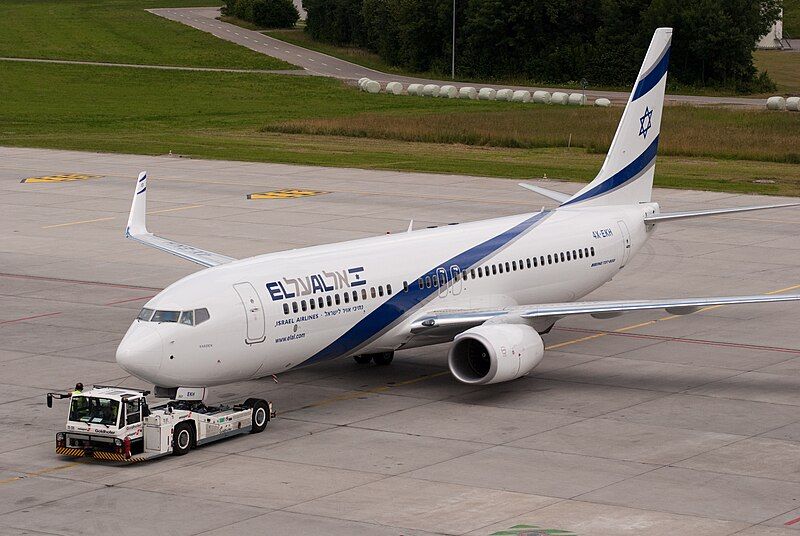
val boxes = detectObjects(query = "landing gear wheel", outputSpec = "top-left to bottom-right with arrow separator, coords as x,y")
250,399 -> 270,434
353,355 -> 372,365
172,422 -> 194,456
372,351 -> 394,366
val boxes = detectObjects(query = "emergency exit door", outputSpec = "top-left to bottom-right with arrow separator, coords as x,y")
233,282 -> 266,344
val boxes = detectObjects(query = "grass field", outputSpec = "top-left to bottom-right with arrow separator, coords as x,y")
754,50 -> 800,94
0,0 -> 291,69
3,61 -> 800,196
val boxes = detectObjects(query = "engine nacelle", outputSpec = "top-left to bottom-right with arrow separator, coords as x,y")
448,324 -> 545,385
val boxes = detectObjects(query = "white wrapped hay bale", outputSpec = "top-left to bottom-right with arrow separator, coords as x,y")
786,97 -> 800,112
568,93 -> 587,106
594,97 -> 612,107
551,92 -> 569,105
459,86 -> 478,99
358,77 -> 370,90
511,90 -> 532,103
385,81 -> 403,95
478,87 -> 497,100
439,85 -> 458,98
407,83 -> 424,96
364,80 -> 381,94
766,96 -> 786,110
532,90 -> 551,104
422,84 -> 440,97
495,89 -> 514,101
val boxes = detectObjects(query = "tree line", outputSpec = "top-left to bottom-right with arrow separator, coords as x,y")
303,0 -> 782,92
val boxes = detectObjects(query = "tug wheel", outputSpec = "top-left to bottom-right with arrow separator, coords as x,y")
250,399 -> 270,433
172,422 -> 194,456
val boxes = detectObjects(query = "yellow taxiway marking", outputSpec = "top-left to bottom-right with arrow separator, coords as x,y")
546,282 -> 800,351
248,189 -> 328,200
0,462 -> 79,485
42,204 -> 204,229
21,173 -> 102,184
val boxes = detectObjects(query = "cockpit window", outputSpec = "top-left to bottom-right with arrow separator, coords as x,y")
195,308 -> 210,325
152,310 -> 180,323
179,310 -> 194,326
139,308 -> 209,326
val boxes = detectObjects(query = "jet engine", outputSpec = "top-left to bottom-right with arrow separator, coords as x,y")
448,324 -> 545,385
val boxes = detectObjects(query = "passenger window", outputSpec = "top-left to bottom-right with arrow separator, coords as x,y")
301,301 -> 307,312
540,255 -> 545,266
471,269 -> 476,279
343,292 -> 349,303
585,247 -> 590,257
327,296 -> 332,307
403,281 -> 408,292
362,289 -> 367,300
498,263 -> 504,274
477,267 -> 483,277
591,247 -> 595,256
566,251 -> 571,261
425,277 -> 432,288
282,303 -> 289,315
579,249 -> 583,259
505,262 -> 510,272
548,254 -> 552,264
137,308 -> 154,321
560,252 -> 565,262
492,265 -> 497,275
335,294 -> 341,305
318,297 -> 324,308
292,302 -> 298,313
432,275 -> 439,287
573,249 -> 577,259
352,290 -> 358,301
512,260 -> 517,271
179,310 -> 194,326
371,287 -> 377,297
378,286 -> 384,297
152,310 -> 180,323
418,279 -> 424,289
532,257 -> 537,267
195,308 -> 210,325
309,299 -> 315,310
387,284 -> 392,295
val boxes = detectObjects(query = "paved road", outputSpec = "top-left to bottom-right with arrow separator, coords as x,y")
3,146 -> 800,535
151,7 -> 768,108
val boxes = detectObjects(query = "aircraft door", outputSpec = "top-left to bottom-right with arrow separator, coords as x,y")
617,220 -> 631,267
233,282 -> 266,344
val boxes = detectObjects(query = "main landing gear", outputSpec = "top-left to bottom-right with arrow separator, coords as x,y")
353,351 -> 394,366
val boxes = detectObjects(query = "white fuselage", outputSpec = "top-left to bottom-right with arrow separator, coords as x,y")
116,203 -> 656,387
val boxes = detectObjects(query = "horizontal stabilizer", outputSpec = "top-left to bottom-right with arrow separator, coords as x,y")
645,202 -> 800,223
125,171 -> 236,268
518,183 -> 571,203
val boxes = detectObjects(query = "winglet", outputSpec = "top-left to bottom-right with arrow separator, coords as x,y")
126,171 -> 148,238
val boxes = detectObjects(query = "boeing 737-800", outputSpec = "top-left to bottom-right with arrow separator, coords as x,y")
116,28 -> 800,395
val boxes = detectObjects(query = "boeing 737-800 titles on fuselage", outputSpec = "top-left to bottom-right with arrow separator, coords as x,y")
116,28 -> 800,393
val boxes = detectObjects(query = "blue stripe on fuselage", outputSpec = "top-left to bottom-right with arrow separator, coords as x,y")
297,211 -> 551,366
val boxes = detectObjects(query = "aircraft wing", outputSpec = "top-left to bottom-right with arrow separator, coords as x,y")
410,294 -> 800,335
125,172 -> 236,268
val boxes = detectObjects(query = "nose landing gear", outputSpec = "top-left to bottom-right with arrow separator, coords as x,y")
353,351 -> 394,366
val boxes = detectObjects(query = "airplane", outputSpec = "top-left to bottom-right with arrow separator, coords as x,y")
116,28 -> 800,395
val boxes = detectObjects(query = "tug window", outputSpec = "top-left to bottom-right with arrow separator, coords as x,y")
282,303 -> 289,315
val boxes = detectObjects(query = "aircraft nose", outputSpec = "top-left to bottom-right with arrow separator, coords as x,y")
116,323 -> 164,382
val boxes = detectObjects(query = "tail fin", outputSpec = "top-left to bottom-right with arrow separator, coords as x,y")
562,28 -> 672,207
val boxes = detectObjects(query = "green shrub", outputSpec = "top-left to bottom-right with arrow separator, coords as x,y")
223,0 -> 299,29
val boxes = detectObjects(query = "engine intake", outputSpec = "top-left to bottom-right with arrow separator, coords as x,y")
448,324 -> 545,385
